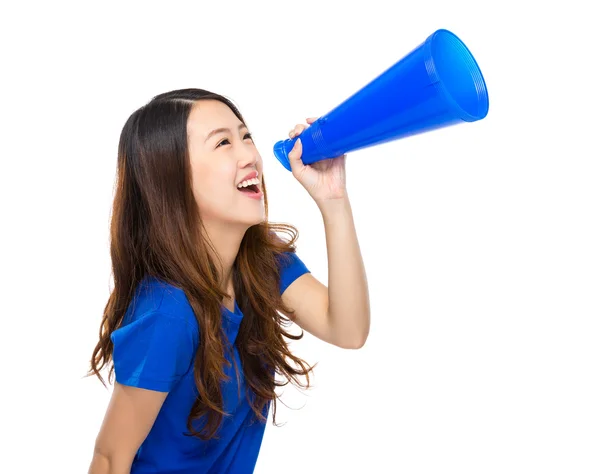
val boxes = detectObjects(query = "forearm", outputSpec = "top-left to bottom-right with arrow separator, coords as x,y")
319,195 -> 370,348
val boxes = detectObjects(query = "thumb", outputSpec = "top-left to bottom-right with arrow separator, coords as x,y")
288,138 -> 304,172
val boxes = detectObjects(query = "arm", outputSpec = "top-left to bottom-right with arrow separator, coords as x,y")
89,383 -> 167,474
320,195 -> 370,347
281,195 -> 370,349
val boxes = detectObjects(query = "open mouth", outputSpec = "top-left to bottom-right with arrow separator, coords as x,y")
238,184 -> 260,194
237,177 -> 261,194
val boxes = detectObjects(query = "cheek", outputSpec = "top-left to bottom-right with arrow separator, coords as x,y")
192,163 -> 235,205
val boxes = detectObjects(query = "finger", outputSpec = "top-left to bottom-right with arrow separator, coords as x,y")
306,117 -> 318,124
287,138 -> 304,172
289,123 -> 308,138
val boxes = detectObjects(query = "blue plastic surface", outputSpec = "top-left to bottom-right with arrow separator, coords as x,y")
273,29 -> 489,171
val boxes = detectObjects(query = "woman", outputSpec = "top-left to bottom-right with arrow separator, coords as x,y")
88,88 -> 370,473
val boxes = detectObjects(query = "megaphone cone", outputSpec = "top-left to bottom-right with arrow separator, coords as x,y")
273,29 -> 489,171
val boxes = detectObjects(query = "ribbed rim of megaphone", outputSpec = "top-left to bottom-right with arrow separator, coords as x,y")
424,29 -> 489,122
273,140 -> 292,171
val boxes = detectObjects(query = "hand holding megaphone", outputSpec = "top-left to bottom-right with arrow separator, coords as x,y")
273,29 -> 489,171
286,117 -> 348,205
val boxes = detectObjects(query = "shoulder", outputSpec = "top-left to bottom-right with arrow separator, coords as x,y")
111,308 -> 198,361
123,275 -> 199,334
276,251 -> 310,295
110,307 -> 198,392
109,277 -> 201,391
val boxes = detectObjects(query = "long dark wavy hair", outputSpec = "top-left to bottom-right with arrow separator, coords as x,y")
88,88 -> 314,440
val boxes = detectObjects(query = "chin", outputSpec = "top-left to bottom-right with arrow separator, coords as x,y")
245,215 -> 266,228
233,211 -> 265,229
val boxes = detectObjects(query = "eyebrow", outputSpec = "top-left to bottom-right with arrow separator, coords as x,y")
204,123 -> 247,143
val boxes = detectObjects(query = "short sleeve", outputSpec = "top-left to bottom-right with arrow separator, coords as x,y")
277,251 -> 310,295
110,311 -> 196,392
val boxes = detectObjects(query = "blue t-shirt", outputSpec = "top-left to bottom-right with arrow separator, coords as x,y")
110,252 -> 309,474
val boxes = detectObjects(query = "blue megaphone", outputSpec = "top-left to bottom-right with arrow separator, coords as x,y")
273,29 -> 489,170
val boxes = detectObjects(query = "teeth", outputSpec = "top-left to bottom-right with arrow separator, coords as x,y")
237,177 -> 260,188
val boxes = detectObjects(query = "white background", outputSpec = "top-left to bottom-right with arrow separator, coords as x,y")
1,1 -> 598,473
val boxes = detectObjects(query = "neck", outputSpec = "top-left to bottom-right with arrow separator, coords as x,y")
201,219 -> 248,293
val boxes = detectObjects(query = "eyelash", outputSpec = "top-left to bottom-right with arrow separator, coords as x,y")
217,132 -> 253,148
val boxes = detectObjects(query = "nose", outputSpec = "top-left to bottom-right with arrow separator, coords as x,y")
238,143 -> 260,168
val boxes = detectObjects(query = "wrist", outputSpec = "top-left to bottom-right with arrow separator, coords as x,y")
317,194 -> 351,219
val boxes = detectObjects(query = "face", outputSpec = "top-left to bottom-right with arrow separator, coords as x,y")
187,100 -> 265,230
